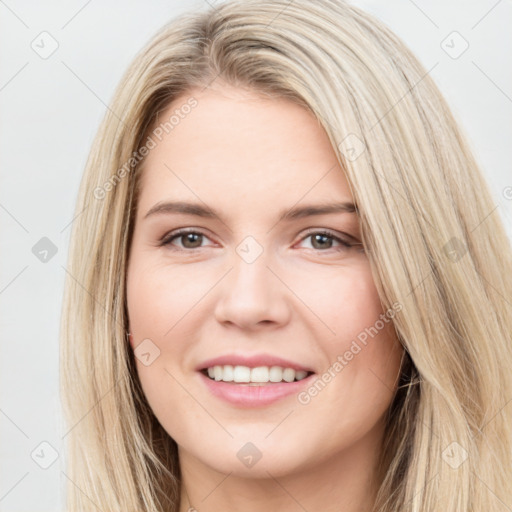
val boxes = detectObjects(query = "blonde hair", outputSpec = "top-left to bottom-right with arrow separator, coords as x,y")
60,0 -> 512,510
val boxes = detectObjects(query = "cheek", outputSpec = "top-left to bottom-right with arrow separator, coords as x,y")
304,262 -> 385,341
126,259 -> 202,433
126,257 -> 217,390
301,263 -> 402,406
127,258 -> 208,340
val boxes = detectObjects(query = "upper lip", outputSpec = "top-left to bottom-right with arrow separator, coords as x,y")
196,354 -> 315,373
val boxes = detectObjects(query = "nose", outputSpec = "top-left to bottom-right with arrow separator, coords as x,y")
214,249 -> 292,331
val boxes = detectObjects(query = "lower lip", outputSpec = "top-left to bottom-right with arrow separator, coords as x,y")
198,371 -> 315,407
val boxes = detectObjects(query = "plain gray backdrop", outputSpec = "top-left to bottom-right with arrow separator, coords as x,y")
1,1 -> 511,510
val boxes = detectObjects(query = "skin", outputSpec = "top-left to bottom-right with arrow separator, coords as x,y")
126,82 -> 403,512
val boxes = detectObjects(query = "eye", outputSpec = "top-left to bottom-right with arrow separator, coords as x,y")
160,229 -> 214,250
159,228 -> 363,253
296,229 -> 361,252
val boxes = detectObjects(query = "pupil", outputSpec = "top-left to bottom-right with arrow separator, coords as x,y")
184,233 -> 202,248
312,234 -> 331,249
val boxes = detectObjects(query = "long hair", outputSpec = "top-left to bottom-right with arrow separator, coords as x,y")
60,0 -> 512,510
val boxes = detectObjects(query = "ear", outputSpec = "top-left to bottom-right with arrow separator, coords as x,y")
127,331 -> 134,349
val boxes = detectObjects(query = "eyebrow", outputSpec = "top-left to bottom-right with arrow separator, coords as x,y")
143,200 -> 357,223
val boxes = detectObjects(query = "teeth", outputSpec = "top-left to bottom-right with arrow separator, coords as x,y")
204,365 -> 309,384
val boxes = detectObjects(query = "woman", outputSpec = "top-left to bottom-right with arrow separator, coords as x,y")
60,0 -> 512,510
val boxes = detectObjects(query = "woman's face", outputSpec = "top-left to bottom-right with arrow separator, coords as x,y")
126,83 -> 403,478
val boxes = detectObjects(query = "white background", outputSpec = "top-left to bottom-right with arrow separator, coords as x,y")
1,1 -> 511,510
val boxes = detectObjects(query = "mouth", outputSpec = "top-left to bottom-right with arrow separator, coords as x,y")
197,364 -> 316,407
199,365 -> 315,385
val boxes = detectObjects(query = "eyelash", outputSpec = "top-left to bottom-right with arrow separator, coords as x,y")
159,228 -> 361,254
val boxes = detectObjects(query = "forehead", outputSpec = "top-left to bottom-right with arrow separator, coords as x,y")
137,85 -> 353,214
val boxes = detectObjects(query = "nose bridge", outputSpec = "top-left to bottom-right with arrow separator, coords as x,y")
214,235 -> 290,328
229,237 -> 275,300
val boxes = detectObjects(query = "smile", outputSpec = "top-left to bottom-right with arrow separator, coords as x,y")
202,364 -> 312,384
198,366 -> 316,407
